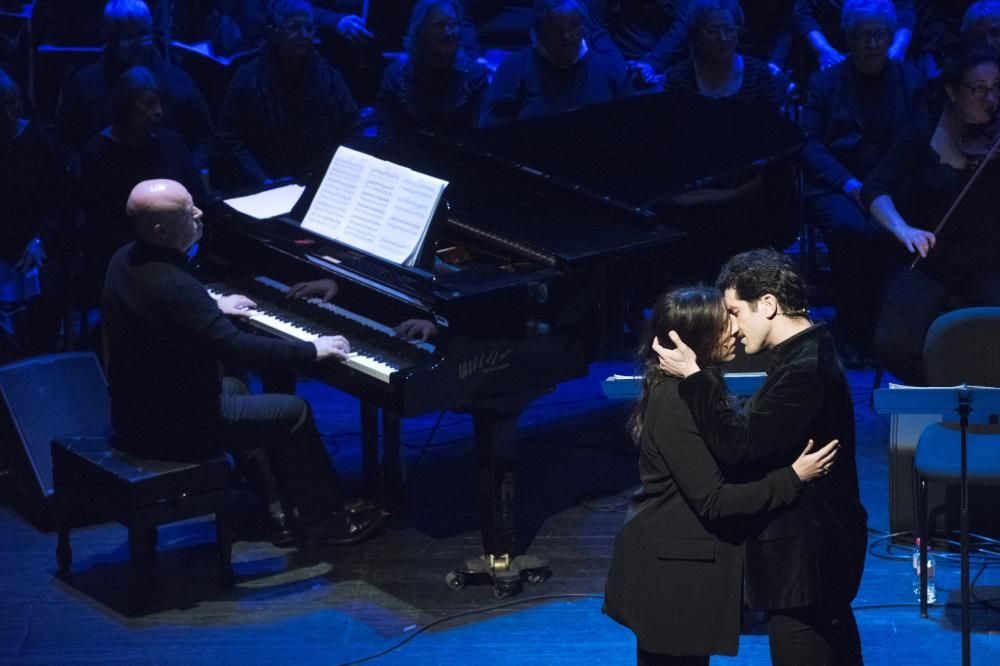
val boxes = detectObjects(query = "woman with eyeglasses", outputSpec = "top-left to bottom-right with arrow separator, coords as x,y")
799,0 -> 926,367
216,0 -> 361,189
860,38 -> 1000,384
604,285 -> 839,666
794,0 -> 916,72
661,0 -> 783,111
376,0 -> 490,144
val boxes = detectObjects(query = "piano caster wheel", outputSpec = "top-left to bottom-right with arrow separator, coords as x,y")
445,571 -> 467,590
525,568 -> 550,585
494,578 -> 521,598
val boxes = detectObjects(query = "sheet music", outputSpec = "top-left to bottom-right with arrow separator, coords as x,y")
302,146 -> 448,266
224,184 -> 305,219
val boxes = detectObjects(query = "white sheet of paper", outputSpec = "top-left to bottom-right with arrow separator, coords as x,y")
302,146 -> 447,266
223,184 -> 306,220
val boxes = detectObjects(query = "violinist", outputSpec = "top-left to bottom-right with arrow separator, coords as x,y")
860,38 -> 1000,384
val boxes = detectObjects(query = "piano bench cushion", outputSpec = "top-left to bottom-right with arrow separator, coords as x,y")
51,436 -> 232,511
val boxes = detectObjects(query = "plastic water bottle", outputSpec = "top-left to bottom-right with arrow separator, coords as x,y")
912,538 -> 937,604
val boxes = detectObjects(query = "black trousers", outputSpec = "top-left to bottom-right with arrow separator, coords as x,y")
805,190 -> 893,346
636,647 -> 709,666
768,601 -> 862,666
873,266 -> 1000,384
220,378 -> 340,524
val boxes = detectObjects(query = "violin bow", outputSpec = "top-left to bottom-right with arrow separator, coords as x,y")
911,130 -> 1000,269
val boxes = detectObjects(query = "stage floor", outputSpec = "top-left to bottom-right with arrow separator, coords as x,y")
1,359 -> 998,664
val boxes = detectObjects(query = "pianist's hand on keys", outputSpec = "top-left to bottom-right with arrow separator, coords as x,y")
214,291 -> 352,361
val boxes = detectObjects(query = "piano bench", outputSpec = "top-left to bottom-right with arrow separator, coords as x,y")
51,436 -> 235,611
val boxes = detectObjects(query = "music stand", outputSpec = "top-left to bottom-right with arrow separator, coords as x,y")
874,384 -> 1000,666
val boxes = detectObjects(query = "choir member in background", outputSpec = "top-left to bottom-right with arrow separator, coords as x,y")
963,0 -> 1000,52
0,68 -> 73,354
215,0 -> 360,189
479,0 -> 629,127
861,38 -> 1000,384
794,0 -> 916,71
79,66 -> 205,303
376,0 -> 490,145
662,0 -> 783,111
56,0 -> 213,171
800,0 -> 926,366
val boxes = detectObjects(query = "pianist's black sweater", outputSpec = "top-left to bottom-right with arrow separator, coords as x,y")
102,240 -> 316,460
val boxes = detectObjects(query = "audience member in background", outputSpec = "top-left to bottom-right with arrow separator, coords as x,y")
585,0 -> 685,89
0,69 -> 73,354
215,0 -> 360,189
909,1 -> 970,79
800,0 -> 926,366
662,0 -> 783,111
56,0 -> 213,170
376,0 -> 490,144
963,0 -> 1000,51
479,0 -> 629,127
860,38 -> 1000,384
79,66 -> 205,303
794,0 -> 916,72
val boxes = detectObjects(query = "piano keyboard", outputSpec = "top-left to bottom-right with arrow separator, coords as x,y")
207,277 -> 435,383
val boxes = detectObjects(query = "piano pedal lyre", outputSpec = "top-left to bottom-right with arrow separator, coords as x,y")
444,553 -> 550,598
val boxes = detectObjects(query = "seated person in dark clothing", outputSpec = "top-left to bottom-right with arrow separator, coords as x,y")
55,1 -> 213,171
800,0 -> 926,365
376,0 -> 491,144
0,68 -> 73,354
479,0 -> 629,126
860,38 -> 1000,384
795,0 -> 916,72
165,0 -> 373,56
215,0 -> 361,189
103,178 -> 384,546
662,0 -> 783,111
964,1 -> 1000,51
80,66 -> 206,301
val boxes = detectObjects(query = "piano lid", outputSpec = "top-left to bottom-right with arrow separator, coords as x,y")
427,91 -> 805,213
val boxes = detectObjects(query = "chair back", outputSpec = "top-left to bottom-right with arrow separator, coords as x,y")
923,307 -> 1000,387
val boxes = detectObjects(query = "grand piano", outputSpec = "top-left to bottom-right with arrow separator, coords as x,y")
201,92 -> 803,595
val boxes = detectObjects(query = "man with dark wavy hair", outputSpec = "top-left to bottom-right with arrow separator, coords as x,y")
655,248 -> 868,665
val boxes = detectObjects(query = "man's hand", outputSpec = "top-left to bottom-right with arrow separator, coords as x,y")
287,278 -> 338,302
891,222 -> 936,257
628,61 -> 664,89
336,15 -> 373,46
791,438 -> 840,482
843,177 -> 863,207
395,318 -> 437,342
15,238 -> 46,272
314,335 -> 351,360
818,47 -> 845,70
217,294 -> 258,317
652,331 -> 701,378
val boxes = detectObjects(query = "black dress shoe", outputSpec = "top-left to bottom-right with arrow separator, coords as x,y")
297,507 -> 386,547
269,511 -> 296,548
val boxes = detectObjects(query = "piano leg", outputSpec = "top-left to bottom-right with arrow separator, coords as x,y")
382,410 -> 406,504
445,395 -> 550,597
360,401 -> 379,500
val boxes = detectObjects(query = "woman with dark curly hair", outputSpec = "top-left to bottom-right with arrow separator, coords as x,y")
604,285 -> 838,665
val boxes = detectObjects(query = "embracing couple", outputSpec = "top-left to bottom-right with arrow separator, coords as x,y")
605,249 -> 869,665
